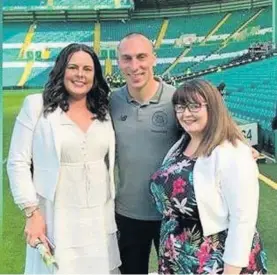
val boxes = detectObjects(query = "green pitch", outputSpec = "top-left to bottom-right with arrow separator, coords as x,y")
1,90 -> 277,273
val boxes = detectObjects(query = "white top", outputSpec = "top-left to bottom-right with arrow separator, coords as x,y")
53,113 -> 121,273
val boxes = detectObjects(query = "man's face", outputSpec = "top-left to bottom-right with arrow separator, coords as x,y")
118,35 -> 156,91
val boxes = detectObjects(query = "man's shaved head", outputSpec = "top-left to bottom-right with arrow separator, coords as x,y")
117,33 -> 154,53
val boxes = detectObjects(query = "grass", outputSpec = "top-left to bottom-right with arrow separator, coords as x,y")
1,90 -> 277,273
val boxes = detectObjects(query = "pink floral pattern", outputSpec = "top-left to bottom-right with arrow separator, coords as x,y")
172,177 -> 186,197
196,238 -> 213,273
150,153 -> 267,274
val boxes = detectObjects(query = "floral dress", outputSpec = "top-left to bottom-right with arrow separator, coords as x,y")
150,152 -> 267,274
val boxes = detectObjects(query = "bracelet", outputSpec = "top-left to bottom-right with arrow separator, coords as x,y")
24,206 -> 39,218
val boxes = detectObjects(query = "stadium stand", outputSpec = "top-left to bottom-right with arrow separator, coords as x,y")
203,56 -> 277,154
3,23 -> 30,43
164,13 -> 223,39
3,0 -> 132,10
3,0 -> 42,8
3,49 -> 19,62
2,67 -> 24,87
3,0 -> 276,155
33,22 -> 95,43
101,19 -> 162,41
3,6 -> 273,85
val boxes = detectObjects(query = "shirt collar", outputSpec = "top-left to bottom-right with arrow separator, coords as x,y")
125,77 -> 163,105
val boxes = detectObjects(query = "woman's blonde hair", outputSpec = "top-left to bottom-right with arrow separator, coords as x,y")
172,78 -> 245,157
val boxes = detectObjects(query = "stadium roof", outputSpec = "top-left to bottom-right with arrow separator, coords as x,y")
134,0 -> 225,9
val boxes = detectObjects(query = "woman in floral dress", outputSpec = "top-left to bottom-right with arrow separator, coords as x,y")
150,79 -> 267,274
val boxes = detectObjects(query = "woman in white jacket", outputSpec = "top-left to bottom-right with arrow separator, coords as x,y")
7,43 -> 121,274
150,79 -> 267,274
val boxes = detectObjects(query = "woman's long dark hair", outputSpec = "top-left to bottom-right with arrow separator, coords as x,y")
43,43 -> 110,121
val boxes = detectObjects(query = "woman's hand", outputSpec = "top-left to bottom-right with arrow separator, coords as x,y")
24,209 -> 50,252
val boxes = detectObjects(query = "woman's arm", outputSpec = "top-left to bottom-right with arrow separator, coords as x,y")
7,95 -> 40,206
7,95 -> 49,249
220,142 -> 259,269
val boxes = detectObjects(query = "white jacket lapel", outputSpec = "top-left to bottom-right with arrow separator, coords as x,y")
48,108 -> 62,163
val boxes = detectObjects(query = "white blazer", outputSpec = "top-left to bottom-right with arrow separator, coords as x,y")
7,94 -> 117,273
163,134 -> 259,267
7,93 -> 116,203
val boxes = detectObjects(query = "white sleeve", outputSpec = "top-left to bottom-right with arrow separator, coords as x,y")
7,96 -> 40,208
220,144 -> 259,267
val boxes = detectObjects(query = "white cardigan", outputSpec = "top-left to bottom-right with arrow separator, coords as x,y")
163,135 -> 259,267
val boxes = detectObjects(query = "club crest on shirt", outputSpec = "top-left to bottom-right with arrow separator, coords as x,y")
152,111 -> 168,127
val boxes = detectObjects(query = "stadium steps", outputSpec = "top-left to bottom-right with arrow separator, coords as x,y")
154,19 -> 169,49
246,6 -> 272,29
18,23 -> 36,59
162,47 -> 191,76
94,22 -> 101,55
220,8 -> 265,49
200,13 -> 231,45
17,61 -> 34,87
105,58 -> 113,76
